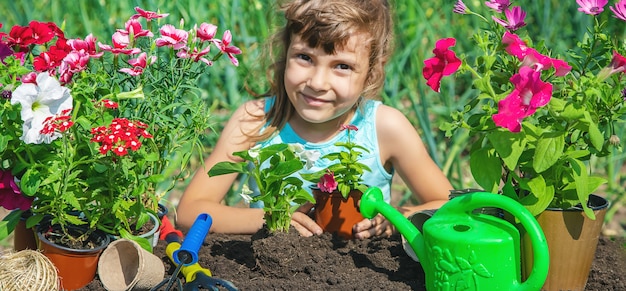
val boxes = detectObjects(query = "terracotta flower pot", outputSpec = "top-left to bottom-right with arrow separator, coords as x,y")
313,188 -> 364,239
520,194 -> 609,291
37,225 -> 110,290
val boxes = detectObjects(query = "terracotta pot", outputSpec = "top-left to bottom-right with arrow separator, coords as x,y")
13,210 -> 37,251
37,225 -> 110,290
520,194 -> 609,291
313,188 -> 364,239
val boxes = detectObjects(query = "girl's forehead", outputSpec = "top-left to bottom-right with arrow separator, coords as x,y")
291,32 -> 371,54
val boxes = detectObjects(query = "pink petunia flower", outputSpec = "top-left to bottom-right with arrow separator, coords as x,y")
502,32 -> 571,76
318,171 -> 338,193
492,66 -> 553,132
492,6 -> 527,31
422,38 -> 461,92
576,0 -> 609,15
196,23 -> 218,42
0,170 -> 32,210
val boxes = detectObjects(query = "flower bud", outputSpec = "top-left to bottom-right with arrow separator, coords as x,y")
609,135 -> 621,146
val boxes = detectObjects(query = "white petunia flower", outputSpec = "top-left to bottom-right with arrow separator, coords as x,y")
240,184 -> 253,204
248,144 -> 261,159
300,149 -> 320,170
11,73 -> 72,144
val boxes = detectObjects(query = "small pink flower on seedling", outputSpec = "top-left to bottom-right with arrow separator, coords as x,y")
318,171 -> 338,193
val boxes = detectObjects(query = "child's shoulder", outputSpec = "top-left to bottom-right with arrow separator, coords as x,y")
374,103 -> 414,134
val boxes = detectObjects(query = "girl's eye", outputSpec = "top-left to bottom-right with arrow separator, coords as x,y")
337,64 -> 351,71
297,54 -> 311,62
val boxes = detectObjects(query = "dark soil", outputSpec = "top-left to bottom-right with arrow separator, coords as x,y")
80,229 -> 626,291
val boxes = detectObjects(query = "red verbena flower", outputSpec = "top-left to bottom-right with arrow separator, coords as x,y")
90,117 -> 153,156
422,38 -> 461,92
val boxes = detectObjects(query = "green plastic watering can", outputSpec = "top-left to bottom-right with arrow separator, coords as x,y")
360,187 -> 549,291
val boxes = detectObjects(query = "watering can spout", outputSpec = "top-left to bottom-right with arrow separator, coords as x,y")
360,187 -> 425,260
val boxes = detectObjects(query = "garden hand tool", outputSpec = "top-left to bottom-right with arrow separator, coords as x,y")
360,186 -> 550,291
151,213 -> 213,291
155,213 -> 238,291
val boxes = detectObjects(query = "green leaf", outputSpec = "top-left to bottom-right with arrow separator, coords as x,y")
487,130 -> 527,170
0,210 -> 24,241
208,161 -> 247,176
519,175 -> 554,216
533,132 -> 565,173
583,113 -> 604,151
119,228 -> 153,253
469,147 -> 501,193
19,168 -> 42,196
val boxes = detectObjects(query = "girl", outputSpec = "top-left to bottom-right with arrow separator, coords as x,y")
177,0 -> 453,239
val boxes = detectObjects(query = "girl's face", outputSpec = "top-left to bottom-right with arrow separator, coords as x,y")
284,32 -> 370,127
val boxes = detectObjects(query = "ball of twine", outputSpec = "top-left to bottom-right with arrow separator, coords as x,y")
0,249 -> 59,291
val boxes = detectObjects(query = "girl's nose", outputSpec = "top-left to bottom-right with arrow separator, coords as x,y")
306,68 -> 330,91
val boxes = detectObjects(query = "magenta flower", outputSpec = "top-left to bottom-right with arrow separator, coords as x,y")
576,0 -> 608,15
318,171 -> 338,193
453,0 -> 468,14
119,19 -> 154,39
610,0 -> 626,21
492,66 -> 553,132
492,6 -> 527,31
0,170 -> 32,210
597,51 -> 626,80
422,38 -> 461,92
502,32 -> 571,76
485,0 -> 511,13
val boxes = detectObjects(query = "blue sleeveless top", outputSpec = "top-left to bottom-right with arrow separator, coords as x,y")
249,97 -> 393,207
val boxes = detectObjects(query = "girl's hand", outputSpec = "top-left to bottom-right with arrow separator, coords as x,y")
352,215 -> 395,239
291,203 -> 323,237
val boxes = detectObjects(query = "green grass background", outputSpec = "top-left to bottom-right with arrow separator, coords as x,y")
1,0 -> 625,231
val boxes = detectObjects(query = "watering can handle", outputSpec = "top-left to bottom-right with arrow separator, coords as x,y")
441,192 -> 550,291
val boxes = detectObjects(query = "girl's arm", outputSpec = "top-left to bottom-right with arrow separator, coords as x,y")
176,99 -> 267,234
354,104 -> 453,239
376,104 -> 453,214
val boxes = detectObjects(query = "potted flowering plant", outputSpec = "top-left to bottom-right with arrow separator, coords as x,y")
301,124 -> 371,198
430,0 -> 625,219
299,124 -> 372,238
208,143 -> 316,233
0,6 -> 241,250
428,1 -> 625,289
